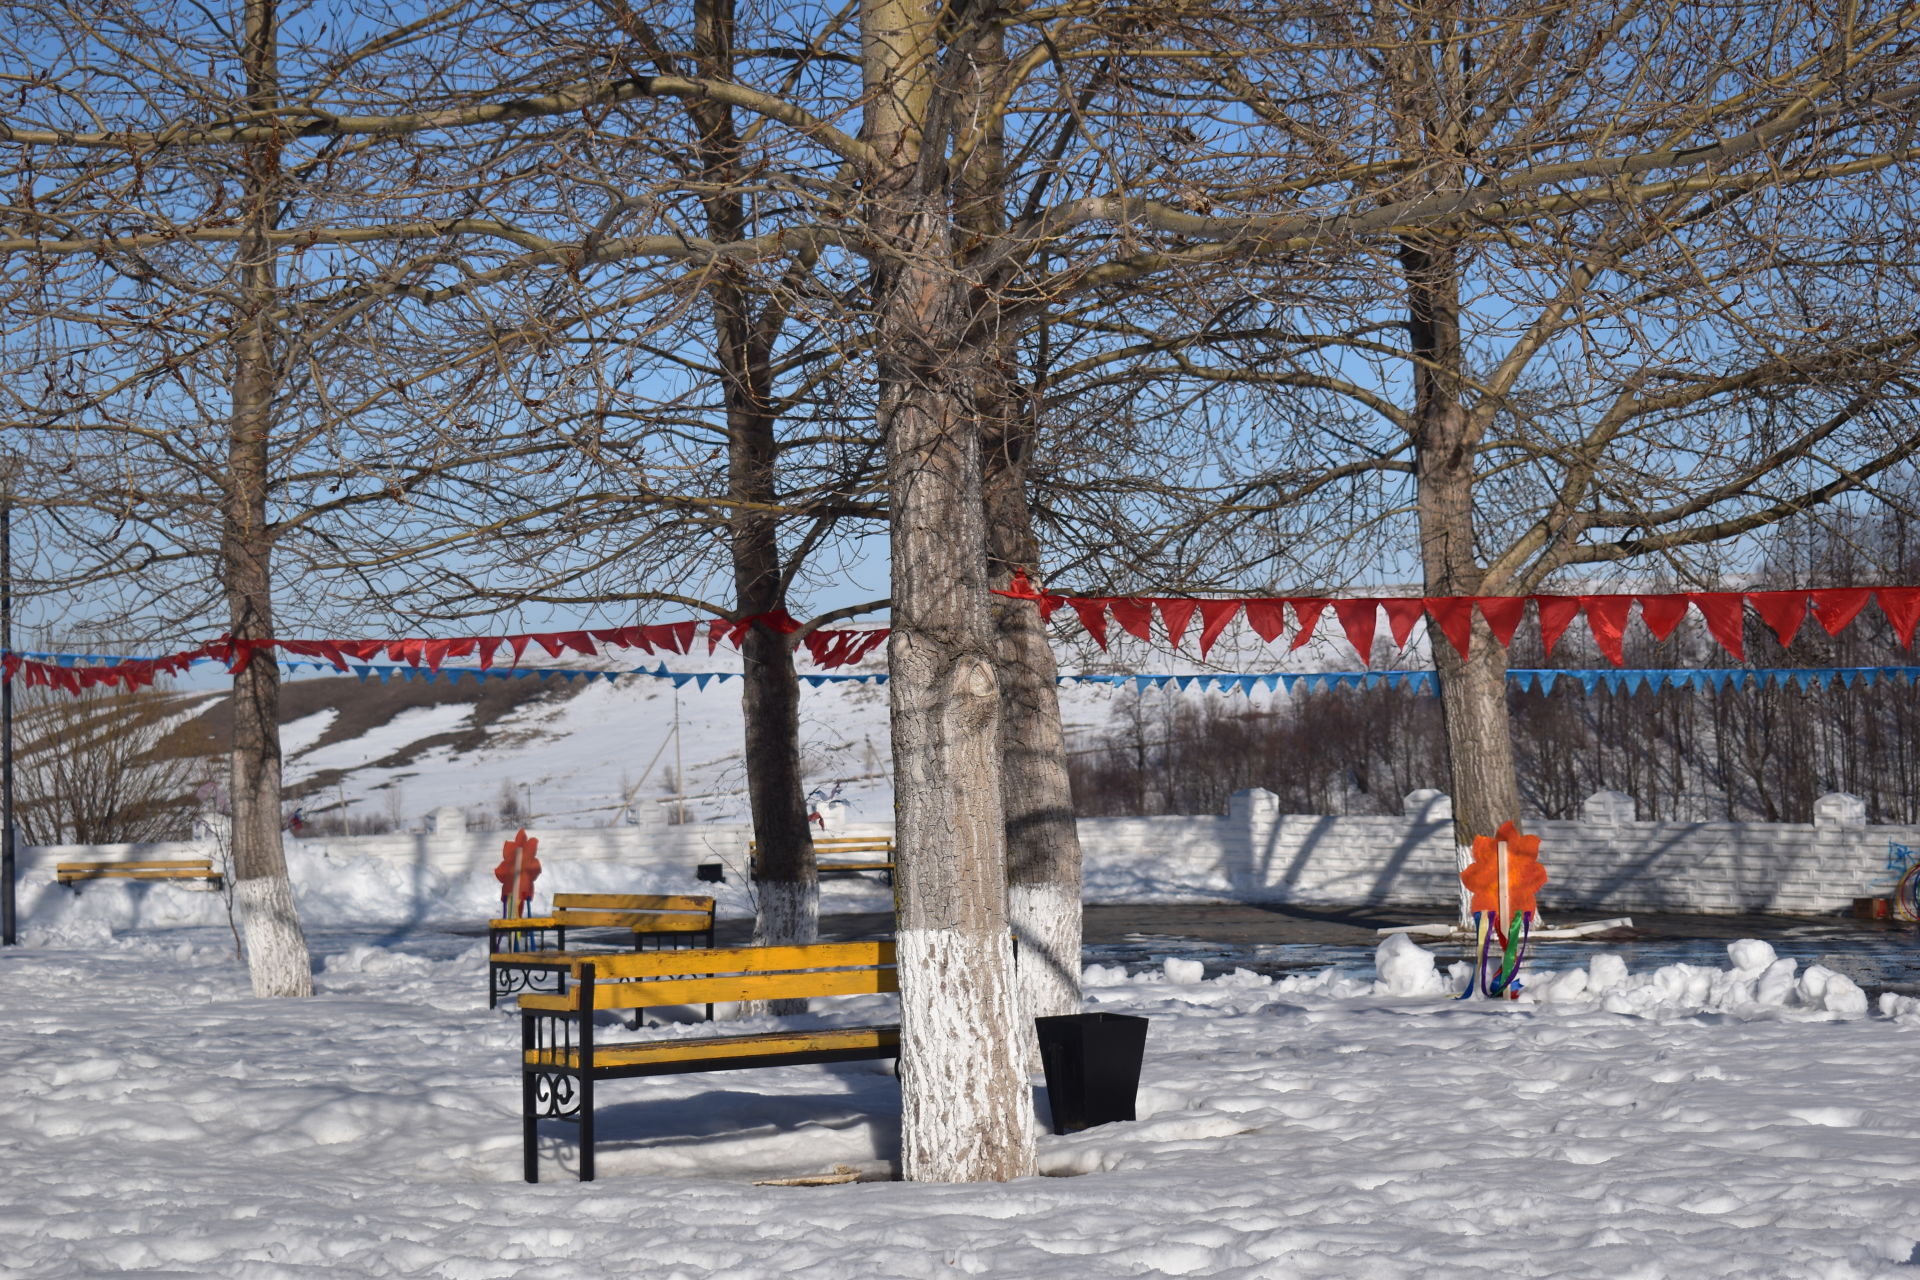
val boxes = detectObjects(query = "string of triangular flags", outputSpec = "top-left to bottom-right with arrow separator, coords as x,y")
0,613 -> 890,694
1060,666 -> 1920,695
997,574 -> 1920,667
11,648 -> 1920,697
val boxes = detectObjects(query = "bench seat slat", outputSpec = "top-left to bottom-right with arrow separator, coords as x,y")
527,1024 -> 899,1071
57,869 -> 223,882
557,939 -> 894,982
524,964 -> 898,1012
540,910 -> 712,931
55,867 -> 216,875
552,893 -> 714,913
817,861 -> 893,871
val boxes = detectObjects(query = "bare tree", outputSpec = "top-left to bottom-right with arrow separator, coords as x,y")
12,685 -> 205,846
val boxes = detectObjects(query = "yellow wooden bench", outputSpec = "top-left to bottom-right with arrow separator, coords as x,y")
488,893 -> 715,1008
748,835 -> 895,884
55,859 -> 223,891
518,940 -> 899,1182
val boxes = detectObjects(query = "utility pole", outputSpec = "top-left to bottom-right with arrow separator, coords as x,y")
2,489 -> 15,946
672,686 -> 686,824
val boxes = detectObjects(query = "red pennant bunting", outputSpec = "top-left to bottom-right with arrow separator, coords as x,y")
555,631 -> 593,657
1581,595 -> 1634,666
1071,599 -> 1110,650
1000,570 -> 1042,599
1747,591 -> 1807,650
478,637 -> 501,671
1333,600 -> 1377,664
1158,599 -> 1199,648
508,635 -> 531,663
1878,587 -> 1920,647
317,641 -> 348,671
590,627 -> 626,645
667,621 -> 698,654
1690,593 -> 1746,661
1197,600 -> 1241,659
804,630 -> 843,666
386,640 -> 409,664
1423,597 -> 1474,660
758,609 -> 803,635
1382,598 -> 1425,648
1289,599 -> 1330,651
707,619 -> 732,654
1637,594 -> 1689,641
1474,596 -> 1527,648
339,640 -> 382,661
423,639 -> 451,672
1533,596 -> 1582,657
1241,599 -> 1287,645
1109,599 -> 1155,643
1811,588 -> 1872,636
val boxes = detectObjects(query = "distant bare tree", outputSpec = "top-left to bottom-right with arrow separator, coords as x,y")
13,686 -> 203,846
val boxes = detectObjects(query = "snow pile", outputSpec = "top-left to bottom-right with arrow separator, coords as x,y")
1525,938 -> 1873,1018
6,927 -> 1920,1278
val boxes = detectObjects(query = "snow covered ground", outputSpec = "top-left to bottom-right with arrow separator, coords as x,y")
6,924 -> 1920,1278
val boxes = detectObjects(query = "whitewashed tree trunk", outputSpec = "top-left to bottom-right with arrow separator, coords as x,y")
985,433 -> 1084,1051
224,0 -> 310,998
867,0 -> 1034,1183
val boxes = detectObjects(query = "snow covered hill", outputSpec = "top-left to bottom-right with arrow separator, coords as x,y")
149,619 -> 1422,834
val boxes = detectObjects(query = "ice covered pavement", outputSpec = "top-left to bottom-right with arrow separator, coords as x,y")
4,927 -> 1920,1278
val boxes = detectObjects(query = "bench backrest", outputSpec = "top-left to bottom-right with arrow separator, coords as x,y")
549,893 -> 714,932
521,940 -> 897,1013
746,837 -> 894,874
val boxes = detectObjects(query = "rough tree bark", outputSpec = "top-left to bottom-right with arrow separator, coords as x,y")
984,406 -> 1085,1033
1403,237 -> 1522,925
687,0 -> 819,967
225,0 -> 312,997
867,0 -> 1035,1183
954,2 -> 1083,1042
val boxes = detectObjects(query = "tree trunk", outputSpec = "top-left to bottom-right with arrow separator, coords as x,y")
225,0 -> 311,998
955,0 -> 1083,1040
1403,238 -> 1523,925
690,0 -> 818,973
866,0 -> 1034,1184
984,401 -> 1084,1035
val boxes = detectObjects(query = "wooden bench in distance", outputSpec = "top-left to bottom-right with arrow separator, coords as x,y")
488,893 -> 716,1008
518,940 -> 899,1182
55,859 -> 223,891
748,835 -> 896,884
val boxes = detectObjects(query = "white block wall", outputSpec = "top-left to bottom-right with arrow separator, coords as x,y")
11,791 -> 1907,929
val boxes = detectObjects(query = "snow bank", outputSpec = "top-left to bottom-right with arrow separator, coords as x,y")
6,926 -> 1920,1278
1091,935 -> 1887,1025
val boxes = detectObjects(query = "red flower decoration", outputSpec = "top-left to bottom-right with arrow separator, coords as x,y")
494,829 -> 542,913
1459,821 -> 1547,917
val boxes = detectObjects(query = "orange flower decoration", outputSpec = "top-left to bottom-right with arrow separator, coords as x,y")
1459,820 -> 1547,917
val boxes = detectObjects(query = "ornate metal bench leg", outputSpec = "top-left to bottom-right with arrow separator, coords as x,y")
522,1070 -> 539,1184
579,1073 -> 595,1182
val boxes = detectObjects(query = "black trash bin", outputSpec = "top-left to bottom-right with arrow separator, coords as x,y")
1034,1012 -> 1149,1135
